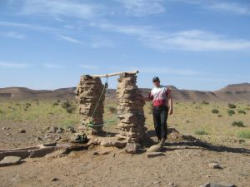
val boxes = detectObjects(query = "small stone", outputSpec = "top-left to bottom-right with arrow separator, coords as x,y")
93,151 -> 99,155
168,182 -> 178,187
36,137 -> 43,141
147,152 -> 165,158
70,133 -> 88,144
51,177 -> 59,182
56,128 -> 64,134
48,126 -> 58,133
0,156 -> 22,167
19,129 -> 26,133
66,127 -> 76,133
200,183 -> 236,187
43,142 -> 57,146
2,127 -> 10,130
208,162 -> 222,169
125,143 -> 138,154
153,181 -> 161,184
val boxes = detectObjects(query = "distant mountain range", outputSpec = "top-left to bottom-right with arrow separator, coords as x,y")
0,83 -> 250,102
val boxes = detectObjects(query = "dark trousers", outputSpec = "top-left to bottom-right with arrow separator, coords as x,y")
153,106 -> 168,140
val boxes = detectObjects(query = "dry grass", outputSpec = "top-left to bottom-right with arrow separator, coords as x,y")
0,99 -> 250,145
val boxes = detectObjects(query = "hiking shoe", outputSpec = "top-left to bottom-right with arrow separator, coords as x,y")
159,138 -> 166,147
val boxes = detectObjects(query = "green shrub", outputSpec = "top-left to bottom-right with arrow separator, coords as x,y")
108,106 -> 117,114
238,110 -> 246,115
232,121 -> 245,127
53,102 -> 59,106
61,101 -> 76,114
195,130 -> 208,135
228,110 -> 235,116
202,101 -> 209,105
237,130 -> 250,139
228,103 -> 237,109
212,109 -> 219,114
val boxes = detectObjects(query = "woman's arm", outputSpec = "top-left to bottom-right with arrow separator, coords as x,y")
168,94 -> 173,115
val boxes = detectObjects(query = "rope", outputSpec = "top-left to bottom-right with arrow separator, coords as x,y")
88,77 -> 109,128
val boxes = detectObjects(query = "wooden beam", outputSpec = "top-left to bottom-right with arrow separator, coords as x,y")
91,70 -> 139,78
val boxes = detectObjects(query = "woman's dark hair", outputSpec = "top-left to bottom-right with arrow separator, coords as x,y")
152,76 -> 160,82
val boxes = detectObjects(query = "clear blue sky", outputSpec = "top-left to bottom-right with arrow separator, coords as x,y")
0,0 -> 250,91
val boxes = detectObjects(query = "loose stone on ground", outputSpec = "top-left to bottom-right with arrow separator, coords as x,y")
0,156 -> 22,167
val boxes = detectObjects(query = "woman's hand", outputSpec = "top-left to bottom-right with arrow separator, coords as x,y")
168,108 -> 173,115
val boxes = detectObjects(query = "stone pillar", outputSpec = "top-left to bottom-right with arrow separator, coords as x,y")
76,75 -> 105,135
116,73 -> 146,153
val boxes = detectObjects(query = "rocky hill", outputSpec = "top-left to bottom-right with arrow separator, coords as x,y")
0,83 -> 250,102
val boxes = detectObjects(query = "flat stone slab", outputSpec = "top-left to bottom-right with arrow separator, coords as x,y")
147,152 -> 165,158
0,156 -> 22,167
147,144 -> 162,152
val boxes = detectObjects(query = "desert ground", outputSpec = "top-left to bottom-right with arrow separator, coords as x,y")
0,99 -> 250,187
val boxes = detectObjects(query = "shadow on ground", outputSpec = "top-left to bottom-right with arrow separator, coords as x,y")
145,129 -> 250,155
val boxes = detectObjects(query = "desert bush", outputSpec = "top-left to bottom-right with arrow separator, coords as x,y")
202,101 -> 209,105
195,130 -> 208,135
227,110 -> 235,116
108,106 -> 117,114
218,114 -> 223,118
237,130 -> 250,139
62,100 -> 71,109
61,101 -> 76,113
53,101 -> 59,106
238,110 -> 246,115
232,121 -> 245,127
228,103 -> 237,109
211,109 -> 219,114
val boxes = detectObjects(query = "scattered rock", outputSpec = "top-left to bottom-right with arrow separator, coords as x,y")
36,137 -> 43,141
168,182 -> 178,187
2,127 -> 10,130
93,150 -> 111,156
238,139 -> 245,144
147,152 -> 165,158
200,183 -> 236,187
0,156 -> 22,167
100,139 -> 126,148
66,127 -> 76,133
71,133 -> 88,144
43,142 -> 57,146
152,181 -> 161,184
125,143 -> 138,154
19,129 -> 26,133
56,128 -> 64,134
51,177 -> 59,182
55,136 -> 62,141
48,126 -> 58,133
208,162 -> 222,169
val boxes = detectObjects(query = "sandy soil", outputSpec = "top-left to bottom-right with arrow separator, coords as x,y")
0,144 -> 250,187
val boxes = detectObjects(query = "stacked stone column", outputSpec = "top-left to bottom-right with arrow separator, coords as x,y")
116,73 -> 146,153
76,75 -> 105,135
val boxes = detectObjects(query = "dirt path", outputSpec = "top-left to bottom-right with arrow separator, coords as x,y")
0,145 -> 249,187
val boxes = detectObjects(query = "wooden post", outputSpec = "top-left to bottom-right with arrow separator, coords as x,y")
91,70 -> 139,78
